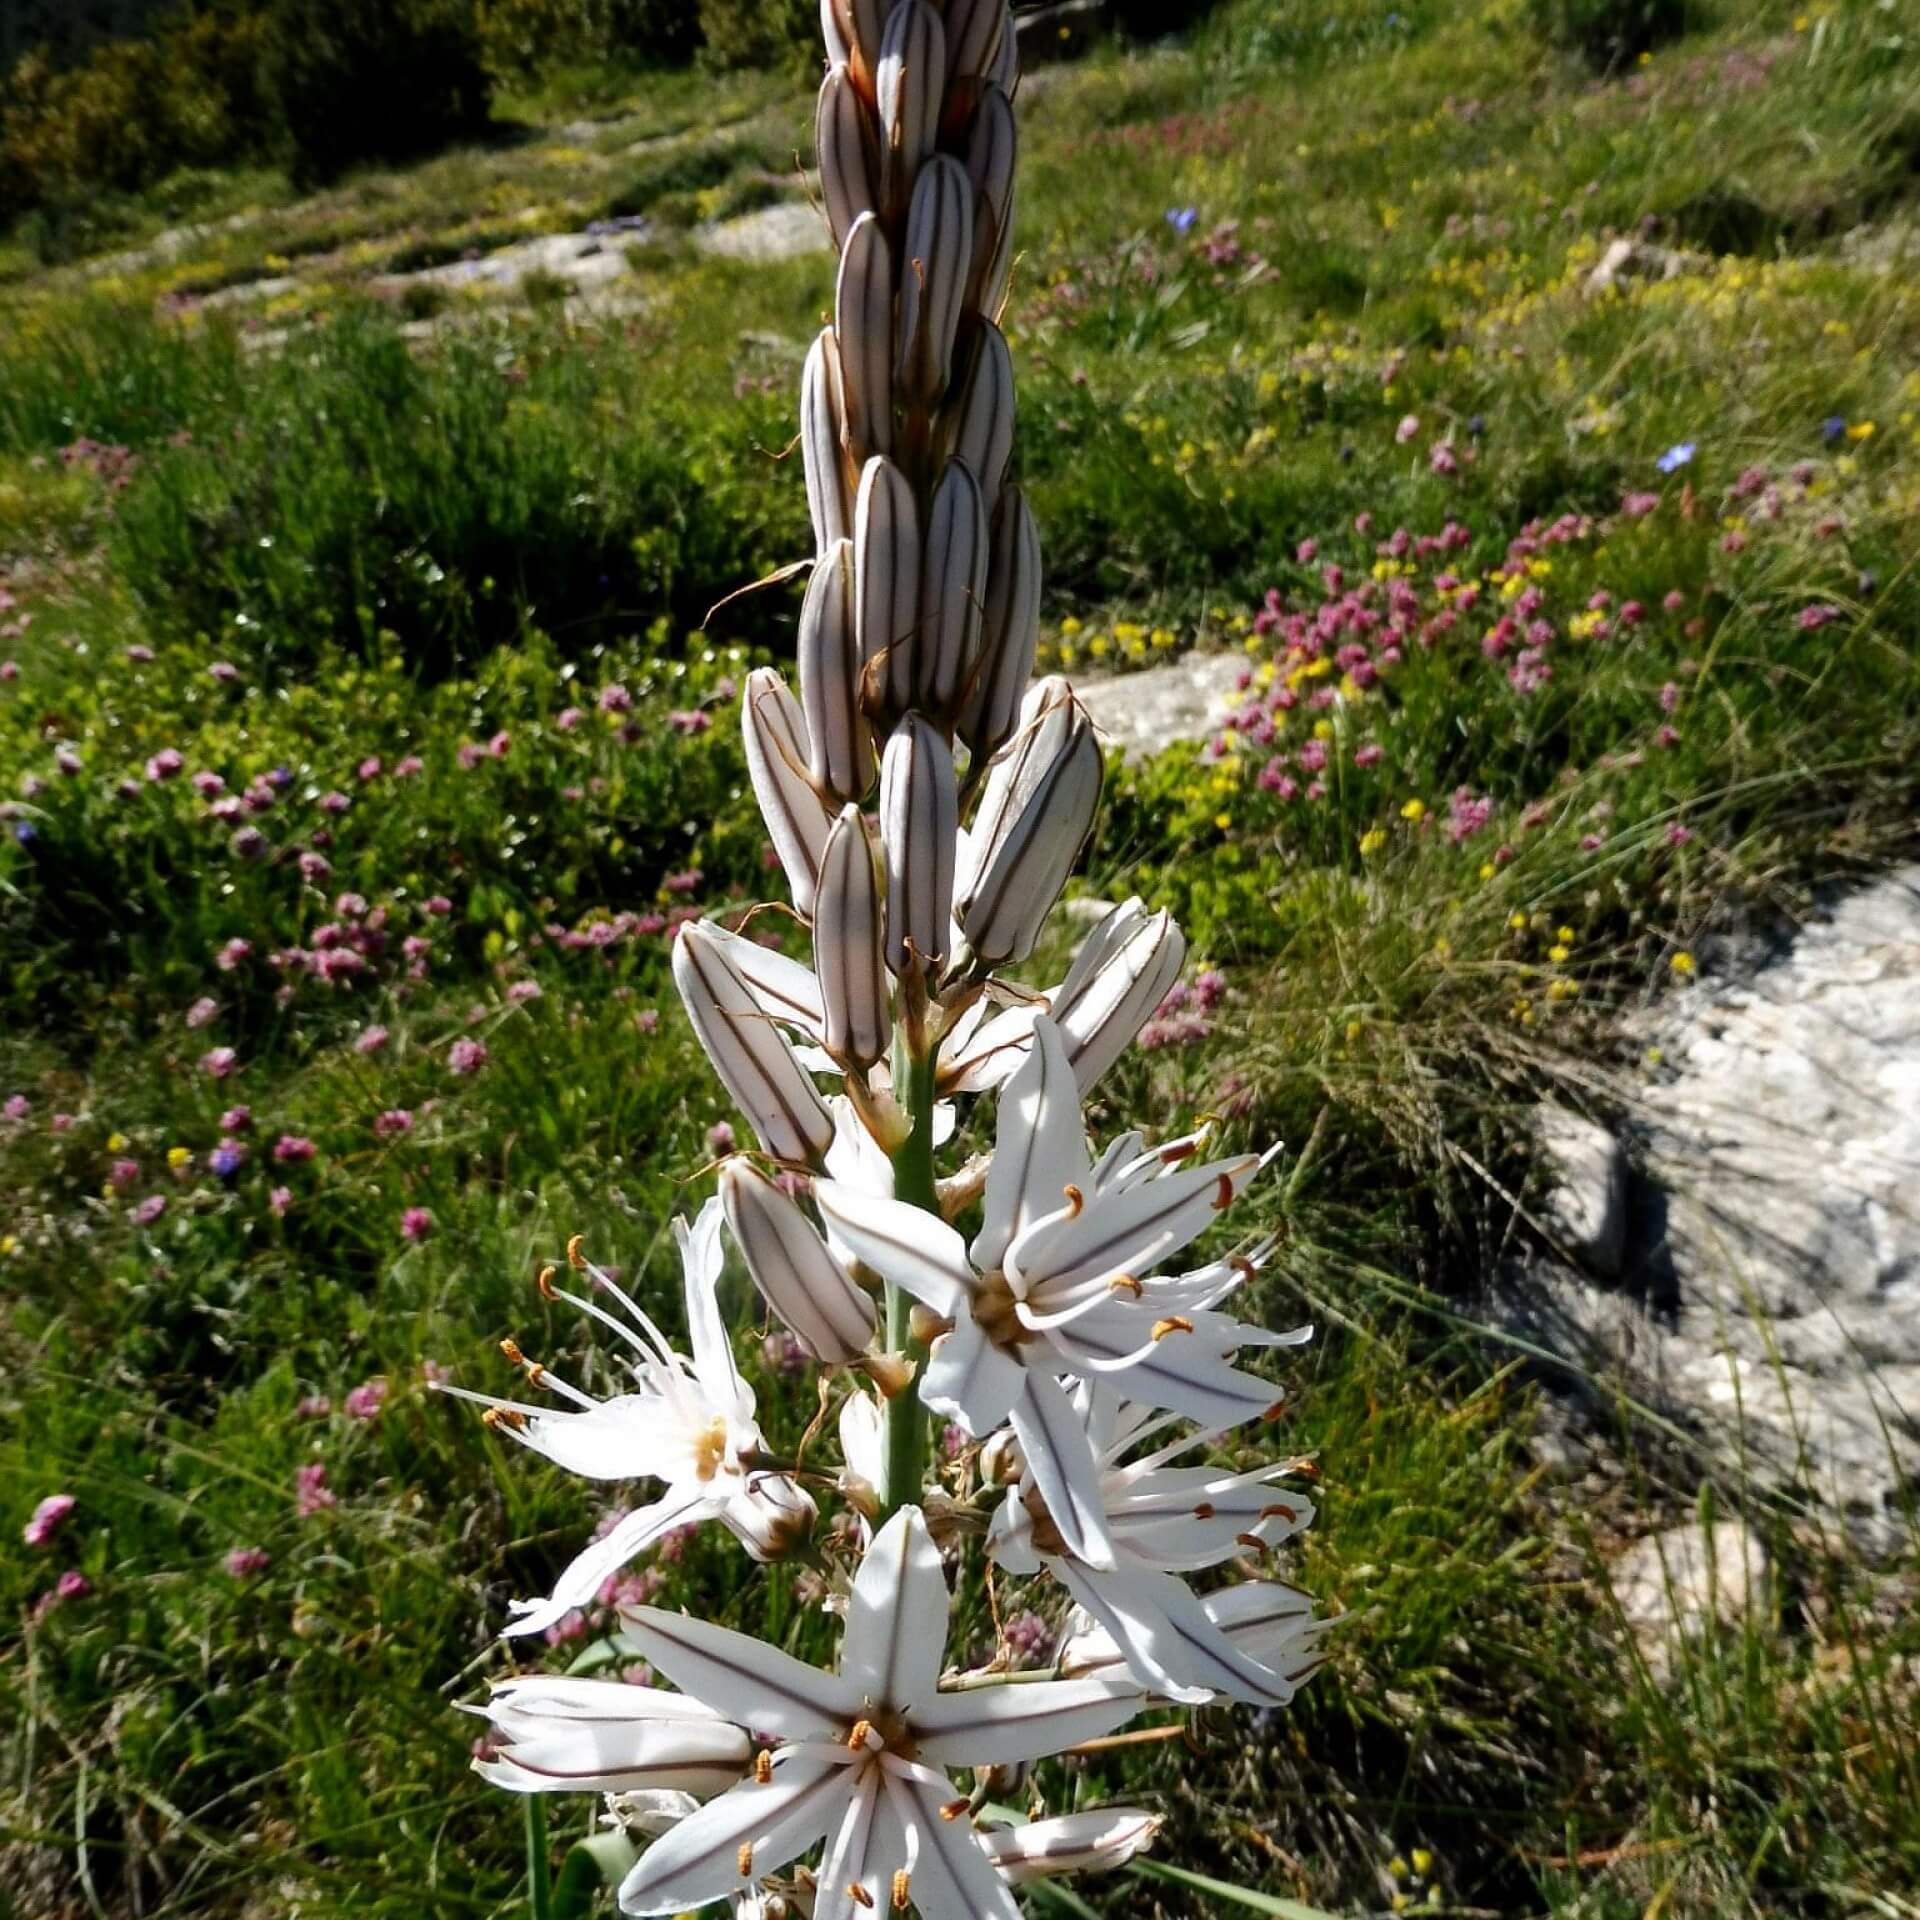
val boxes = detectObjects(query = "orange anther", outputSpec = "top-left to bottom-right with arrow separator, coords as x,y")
1150,1316 -> 1194,1341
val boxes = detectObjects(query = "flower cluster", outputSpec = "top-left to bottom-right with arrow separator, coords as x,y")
444,9 -> 1326,1915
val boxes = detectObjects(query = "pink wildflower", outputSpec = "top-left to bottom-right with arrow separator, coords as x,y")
24,1493 -> 75,1547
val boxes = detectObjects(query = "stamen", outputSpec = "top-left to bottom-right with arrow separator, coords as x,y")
1160,1137 -> 1200,1165
1230,1253 -> 1259,1281
1151,1316 -> 1194,1341
499,1337 -> 526,1366
1212,1173 -> 1234,1211
1237,1532 -> 1266,1552
891,1869 -> 912,1912
481,1406 -> 528,1431
1261,1503 -> 1298,1524
754,1750 -> 773,1784
1109,1273 -> 1143,1297
567,1234 -> 588,1271
1293,1459 -> 1322,1480
847,1719 -> 873,1750
536,1264 -> 558,1301
1261,1399 -> 1287,1422
737,1842 -> 754,1876
848,1884 -> 874,1910
1193,1501 -> 1216,1520
939,1797 -> 970,1822
1061,1183 -> 1085,1218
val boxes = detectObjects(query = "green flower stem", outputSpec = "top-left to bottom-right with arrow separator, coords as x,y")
881,1030 -> 937,1518
524,1790 -> 552,1920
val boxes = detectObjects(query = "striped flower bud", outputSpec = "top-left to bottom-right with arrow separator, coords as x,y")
959,483 -> 1040,762
719,1157 -> 875,1365
896,154 -> 972,407
876,1 -> 946,216
801,329 -> 852,555
964,85 -> 1017,318
824,0 -> 887,92
741,667 -> 833,919
880,713 -> 956,976
853,456 -> 922,720
673,922 -> 834,1167
987,8 -> 1020,97
815,805 -> 891,1068
915,458 -> 987,715
955,677 -> 1102,966
950,320 -> 1014,507
943,0 -> 1006,85
797,538 -> 871,805
816,64 -> 878,249
1050,895 -> 1186,1092
834,213 -> 894,459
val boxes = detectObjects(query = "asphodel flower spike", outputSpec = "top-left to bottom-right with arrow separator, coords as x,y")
674,921 -> 836,1169
450,6 -> 1331,1907
719,1156 -> 876,1367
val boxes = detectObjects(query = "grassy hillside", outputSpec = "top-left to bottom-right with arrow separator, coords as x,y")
2,2 -> 1917,1916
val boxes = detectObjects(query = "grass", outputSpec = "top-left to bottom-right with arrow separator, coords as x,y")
2,1 -> 1919,1915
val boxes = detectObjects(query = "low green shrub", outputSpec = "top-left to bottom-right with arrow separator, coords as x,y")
694,0 -> 814,73
1528,0 -> 1691,70
476,0 -> 701,81
0,10 -> 269,230
257,0 -> 494,187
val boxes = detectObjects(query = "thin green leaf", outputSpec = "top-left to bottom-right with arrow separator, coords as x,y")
1129,1858 -> 1344,1919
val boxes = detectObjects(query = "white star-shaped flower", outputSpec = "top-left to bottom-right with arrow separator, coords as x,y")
440,1199 -> 814,1637
612,1506 -> 1139,1919
816,1016 -> 1297,1567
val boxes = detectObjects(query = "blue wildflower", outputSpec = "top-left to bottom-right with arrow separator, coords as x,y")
1821,416 -> 1847,443
1656,442 -> 1696,474
1166,207 -> 1198,235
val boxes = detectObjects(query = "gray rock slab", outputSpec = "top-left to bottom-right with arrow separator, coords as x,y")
695,202 -> 829,263
1074,654 -> 1246,761
1532,1104 -> 1630,1278
1608,1521 -> 1769,1680
1504,867 -> 1920,1552
371,229 -> 636,300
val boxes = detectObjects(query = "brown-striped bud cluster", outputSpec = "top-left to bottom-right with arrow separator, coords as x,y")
804,0 -> 1032,761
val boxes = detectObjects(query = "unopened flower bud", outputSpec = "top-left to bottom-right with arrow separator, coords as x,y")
897,155 -> 972,406
1050,895 -> 1186,1092
720,1157 -> 876,1363
798,538 -> 871,804
854,456 -> 921,720
876,1 -> 946,216
949,320 -> 1015,509
880,714 -> 957,977
908,1303 -> 949,1348
964,85 -> 1018,318
815,806 -> 891,1069
955,678 -> 1102,967
943,0 -> 1006,85
824,0 -> 887,89
916,458 -> 988,714
979,1426 -> 1025,1487
835,212 -> 894,458
674,923 -> 835,1167
741,667 -> 833,919
981,1809 -> 1165,1886
960,483 -> 1039,762
816,64 -> 878,247
801,329 -> 853,555
726,1472 -> 817,1562
987,8 -> 1020,95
